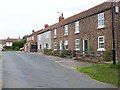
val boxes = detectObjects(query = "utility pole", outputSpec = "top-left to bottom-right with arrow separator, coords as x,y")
111,2 -> 116,64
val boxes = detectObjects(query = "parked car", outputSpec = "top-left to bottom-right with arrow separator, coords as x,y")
2,48 -> 5,51
20,47 -> 24,51
0,48 -> 5,51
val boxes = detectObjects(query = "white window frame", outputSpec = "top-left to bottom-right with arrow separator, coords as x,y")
97,36 -> 105,51
64,25 -> 68,36
54,42 -> 57,50
75,21 -> 79,33
64,40 -> 68,50
75,39 -> 80,50
54,29 -> 57,38
31,36 -> 34,40
98,13 -> 105,29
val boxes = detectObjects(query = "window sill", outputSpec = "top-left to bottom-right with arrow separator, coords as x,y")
75,31 -> 79,34
64,34 -> 68,36
97,25 -> 105,29
75,48 -> 80,51
54,49 -> 57,51
97,48 -> 105,51
65,49 -> 68,50
54,36 -> 57,39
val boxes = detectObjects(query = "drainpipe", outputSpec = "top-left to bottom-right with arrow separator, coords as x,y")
111,2 -> 116,64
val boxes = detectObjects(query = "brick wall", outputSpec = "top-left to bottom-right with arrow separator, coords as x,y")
51,1 -> 120,60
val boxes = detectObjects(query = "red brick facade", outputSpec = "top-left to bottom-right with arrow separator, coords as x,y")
51,2 -> 120,60
24,1 -> 120,61
25,30 -> 38,52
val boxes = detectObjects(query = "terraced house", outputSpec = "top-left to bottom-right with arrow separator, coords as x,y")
51,2 -> 120,60
37,24 -> 51,52
24,1 -> 120,61
24,30 -> 38,52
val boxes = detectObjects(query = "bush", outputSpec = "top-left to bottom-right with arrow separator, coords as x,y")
12,40 -> 25,50
14,46 -> 19,51
52,50 -> 59,56
43,48 -> 53,55
59,50 -> 72,58
59,50 -> 65,57
102,49 -> 112,61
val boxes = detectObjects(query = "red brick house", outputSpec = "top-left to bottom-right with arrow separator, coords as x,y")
24,30 -> 38,52
51,2 -> 120,60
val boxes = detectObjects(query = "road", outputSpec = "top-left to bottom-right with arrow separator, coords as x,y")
2,51 -> 115,88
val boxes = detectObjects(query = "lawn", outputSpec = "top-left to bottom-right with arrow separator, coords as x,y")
79,62 -> 120,87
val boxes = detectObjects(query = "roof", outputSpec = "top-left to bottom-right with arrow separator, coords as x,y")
6,38 -> 18,42
0,39 -> 6,44
37,26 -> 52,35
26,1 -> 116,36
51,2 -> 112,29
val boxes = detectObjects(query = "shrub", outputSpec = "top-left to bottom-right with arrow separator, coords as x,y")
14,46 -> 19,51
59,50 -> 65,57
43,48 -> 53,55
59,50 -> 72,58
12,40 -> 25,50
102,49 -> 112,61
52,50 -> 59,56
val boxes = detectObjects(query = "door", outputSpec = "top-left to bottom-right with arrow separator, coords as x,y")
60,40 -> 62,50
83,40 -> 89,54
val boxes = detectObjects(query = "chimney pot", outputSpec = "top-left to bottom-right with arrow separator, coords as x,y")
59,13 -> 64,22
32,30 -> 34,33
44,24 -> 49,28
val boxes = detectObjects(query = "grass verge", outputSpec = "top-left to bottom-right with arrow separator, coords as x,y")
79,62 -> 120,87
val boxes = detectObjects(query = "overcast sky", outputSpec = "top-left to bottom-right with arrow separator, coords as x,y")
0,0 -> 108,39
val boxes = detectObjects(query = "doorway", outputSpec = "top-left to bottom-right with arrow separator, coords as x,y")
83,40 -> 89,54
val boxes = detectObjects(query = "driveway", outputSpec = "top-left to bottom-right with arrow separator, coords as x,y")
2,51 -> 115,88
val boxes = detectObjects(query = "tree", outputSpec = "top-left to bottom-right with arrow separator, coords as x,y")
12,40 -> 25,51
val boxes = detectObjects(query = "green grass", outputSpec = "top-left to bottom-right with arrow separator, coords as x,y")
79,62 -> 120,87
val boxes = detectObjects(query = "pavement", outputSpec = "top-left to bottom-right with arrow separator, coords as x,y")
2,51 -> 116,88
41,53 -> 95,70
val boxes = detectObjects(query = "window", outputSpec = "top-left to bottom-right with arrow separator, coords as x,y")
46,43 -> 49,48
39,35 -> 42,40
97,36 -> 105,51
31,36 -> 34,40
46,32 -> 49,38
75,21 -> 79,33
64,25 -> 68,35
54,29 -> 57,38
64,40 -> 68,50
40,44 -> 42,49
54,42 -> 57,50
75,39 -> 80,50
98,13 -> 105,29
27,38 -> 29,41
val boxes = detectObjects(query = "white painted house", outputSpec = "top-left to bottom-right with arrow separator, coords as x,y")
37,25 -> 51,52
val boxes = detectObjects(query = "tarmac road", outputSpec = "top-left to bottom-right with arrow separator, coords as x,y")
2,51 -> 115,88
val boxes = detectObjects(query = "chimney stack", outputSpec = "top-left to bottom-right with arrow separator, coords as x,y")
44,24 -> 49,28
32,30 -> 34,33
59,13 -> 64,22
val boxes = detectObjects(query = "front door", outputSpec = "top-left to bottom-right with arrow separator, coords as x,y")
83,40 -> 89,54
60,40 -> 62,50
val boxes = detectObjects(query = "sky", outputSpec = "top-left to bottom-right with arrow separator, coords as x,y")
0,0 -> 108,39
